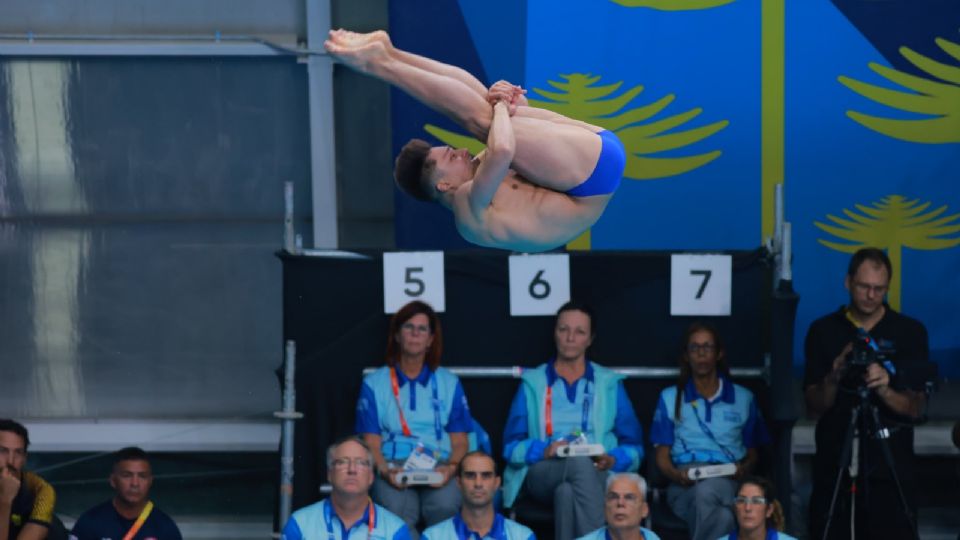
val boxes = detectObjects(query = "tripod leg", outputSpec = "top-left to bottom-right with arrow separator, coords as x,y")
868,405 -> 920,540
821,407 -> 859,540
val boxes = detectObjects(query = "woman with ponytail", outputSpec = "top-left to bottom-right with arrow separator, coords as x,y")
719,475 -> 796,540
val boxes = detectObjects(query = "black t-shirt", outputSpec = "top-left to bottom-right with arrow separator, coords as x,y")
803,305 -> 930,481
69,499 -> 182,540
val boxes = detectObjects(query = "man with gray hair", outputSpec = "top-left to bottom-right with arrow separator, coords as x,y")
281,436 -> 411,540
576,473 -> 660,540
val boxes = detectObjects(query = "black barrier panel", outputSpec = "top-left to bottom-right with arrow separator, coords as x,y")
280,249 -> 775,508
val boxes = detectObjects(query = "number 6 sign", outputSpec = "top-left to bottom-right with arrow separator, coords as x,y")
508,254 -> 570,316
383,251 -> 445,313
670,254 -> 732,316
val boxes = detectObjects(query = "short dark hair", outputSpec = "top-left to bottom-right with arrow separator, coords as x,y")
556,301 -> 596,336
0,419 -> 30,450
113,446 -> 149,468
394,139 -> 438,202
847,247 -> 892,281
456,450 -> 498,478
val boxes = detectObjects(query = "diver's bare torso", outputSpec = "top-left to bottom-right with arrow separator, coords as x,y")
449,163 -> 613,252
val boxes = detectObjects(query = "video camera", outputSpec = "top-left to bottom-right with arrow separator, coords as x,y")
844,328 -> 893,383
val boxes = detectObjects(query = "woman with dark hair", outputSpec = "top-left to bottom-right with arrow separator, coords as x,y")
355,300 -> 473,538
502,301 -> 645,540
719,476 -> 796,540
649,322 -> 770,540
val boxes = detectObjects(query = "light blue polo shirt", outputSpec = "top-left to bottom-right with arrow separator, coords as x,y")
718,530 -> 798,540
422,512 -> 535,540
356,365 -> 473,461
650,375 -> 769,465
280,499 -> 411,540
575,526 -> 661,540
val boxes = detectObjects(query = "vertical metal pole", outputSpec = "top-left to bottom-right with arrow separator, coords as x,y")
306,0 -> 338,248
782,222 -> 792,282
284,181 -> 296,253
276,340 -> 302,533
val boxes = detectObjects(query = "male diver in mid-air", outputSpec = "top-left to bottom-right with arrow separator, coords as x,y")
324,29 -> 626,252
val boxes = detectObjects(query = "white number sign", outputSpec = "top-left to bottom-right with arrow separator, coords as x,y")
670,254 -> 732,316
383,251 -> 445,313
508,254 -> 570,316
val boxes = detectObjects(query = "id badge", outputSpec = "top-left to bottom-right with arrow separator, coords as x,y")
402,441 -> 439,470
563,430 -> 589,446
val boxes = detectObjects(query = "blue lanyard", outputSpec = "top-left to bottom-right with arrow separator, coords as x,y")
324,499 -> 375,539
545,379 -> 592,438
581,382 -> 592,434
391,369 -> 443,444
430,373 -> 442,443
689,400 -> 737,462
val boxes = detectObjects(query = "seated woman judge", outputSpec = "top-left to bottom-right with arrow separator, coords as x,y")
502,301 -> 645,540
718,476 -> 796,540
355,300 -> 473,537
650,322 -> 771,540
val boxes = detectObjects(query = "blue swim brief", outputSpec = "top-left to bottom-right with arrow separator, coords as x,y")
564,130 -> 626,197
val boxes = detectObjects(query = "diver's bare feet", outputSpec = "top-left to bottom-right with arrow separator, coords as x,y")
324,33 -> 389,74
327,29 -> 394,56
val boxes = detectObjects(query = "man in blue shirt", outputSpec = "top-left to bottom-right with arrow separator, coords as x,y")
576,473 -> 660,540
282,437 -> 411,540
69,447 -> 182,540
422,451 -> 534,540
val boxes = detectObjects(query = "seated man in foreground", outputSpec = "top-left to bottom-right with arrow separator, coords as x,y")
576,473 -> 660,540
69,447 -> 181,540
324,29 -> 626,253
281,436 -> 411,540
1,419 -> 55,540
422,451 -> 534,540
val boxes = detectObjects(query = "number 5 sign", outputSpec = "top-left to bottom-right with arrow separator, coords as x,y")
508,254 -> 570,316
383,251 -> 445,313
670,254 -> 732,316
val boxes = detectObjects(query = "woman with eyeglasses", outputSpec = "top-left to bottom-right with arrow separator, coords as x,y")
502,301 -> 645,540
649,322 -> 770,540
355,300 -> 473,538
719,476 -> 796,540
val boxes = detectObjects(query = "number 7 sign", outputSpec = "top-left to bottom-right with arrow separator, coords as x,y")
670,254 -> 732,316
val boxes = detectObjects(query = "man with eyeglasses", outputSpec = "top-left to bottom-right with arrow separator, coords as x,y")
575,473 -> 660,540
281,437 -> 412,540
422,451 -> 534,540
804,247 -> 930,539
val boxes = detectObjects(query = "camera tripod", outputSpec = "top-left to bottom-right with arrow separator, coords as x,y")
820,385 -> 919,540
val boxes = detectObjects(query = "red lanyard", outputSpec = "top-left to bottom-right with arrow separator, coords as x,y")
544,379 -> 591,439
367,500 -> 376,535
390,368 -> 413,437
325,498 -> 376,538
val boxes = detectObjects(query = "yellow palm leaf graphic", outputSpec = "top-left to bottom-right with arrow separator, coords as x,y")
528,73 -> 729,180
815,195 -> 960,310
610,0 -> 734,10
838,35 -> 960,143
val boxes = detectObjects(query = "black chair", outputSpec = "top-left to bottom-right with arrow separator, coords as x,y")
508,489 -> 555,539
48,515 -> 69,540
645,451 -> 690,540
